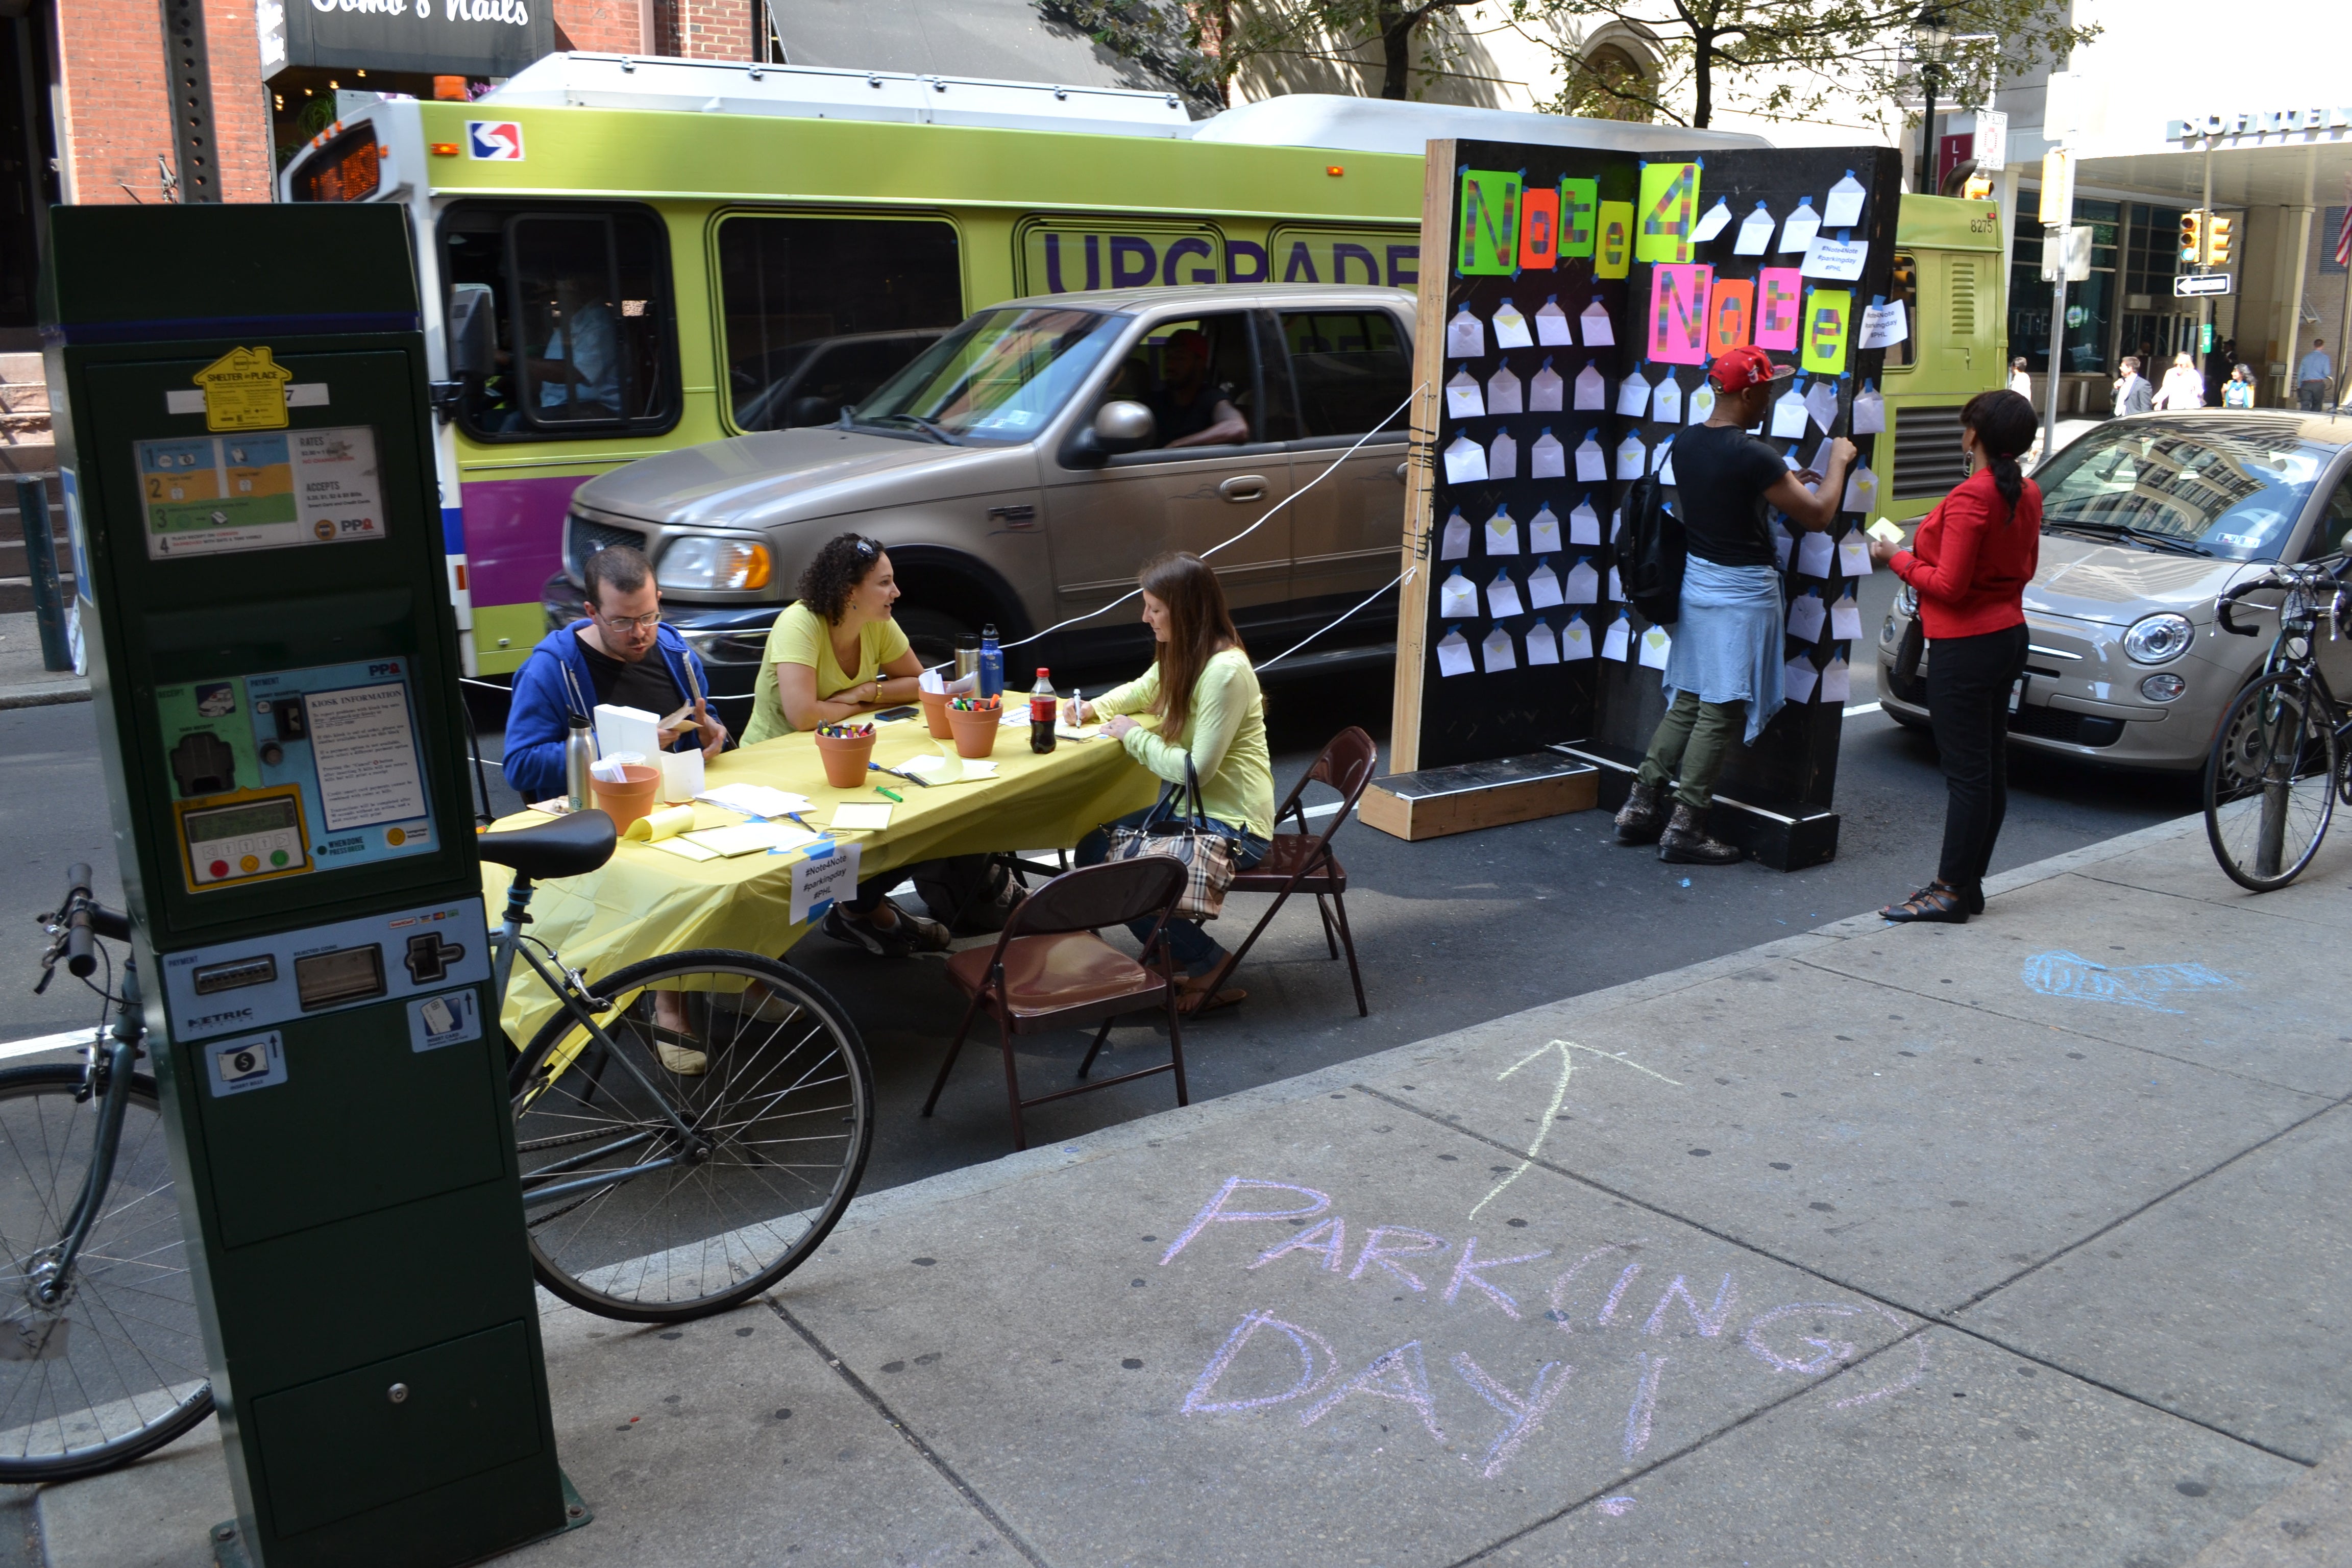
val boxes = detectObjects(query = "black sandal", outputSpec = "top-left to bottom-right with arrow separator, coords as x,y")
1880,881 -> 1967,924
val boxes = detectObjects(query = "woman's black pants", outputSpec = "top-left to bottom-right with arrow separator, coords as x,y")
1928,622 -> 2030,892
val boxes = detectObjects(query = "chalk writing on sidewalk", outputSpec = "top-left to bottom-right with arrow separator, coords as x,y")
1472,1040 -> 1682,1220
2020,950 -> 2240,1013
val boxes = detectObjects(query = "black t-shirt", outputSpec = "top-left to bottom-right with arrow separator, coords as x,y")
1671,423 -> 1787,569
574,629 -> 684,718
1148,380 -> 1234,446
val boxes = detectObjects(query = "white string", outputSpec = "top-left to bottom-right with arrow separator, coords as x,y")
1256,567 -> 1414,672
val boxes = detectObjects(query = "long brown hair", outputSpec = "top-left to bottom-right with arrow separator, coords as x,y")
1139,552 -> 1242,738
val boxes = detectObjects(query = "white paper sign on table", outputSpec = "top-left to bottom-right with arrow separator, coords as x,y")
1820,656 -> 1851,703
1442,433 -> 1487,484
1485,507 -> 1521,555
1857,299 -> 1908,350
1564,558 -> 1600,603
1829,594 -> 1864,640
1529,361 -> 1564,411
1804,379 -> 1840,433
1439,509 -> 1471,559
1575,362 -> 1607,410
1692,197 -> 1734,243
1823,171 -> 1867,228
1481,625 -> 1518,673
1438,569 -> 1479,617
1436,629 -> 1476,677
1535,297 -> 1573,346
1653,375 -> 1682,424
1784,655 -> 1819,702
1447,305 -> 1484,358
1525,619 -> 1560,665
1561,613 -> 1595,660
1687,384 -> 1715,424
1608,565 -> 1627,602
1445,366 -> 1484,418
790,838 -> 864,924
1778,197 -> 1821,252
1528,503 -> 1562,553
1487,570 -> 1524,619
1579,298 -> 1615,347
1487,363 -> 1524,415
1734,202 -> 1775,255
1601,615 -> 1631,662
1852,382 -> 1886,434
1530,430 -> 1566,479
1575,432 -> 1607,482
1616,368 -> 1652,418
1492,299 -> 1533,349
1795,529 -> 1835,576
1837,529 -> 1874,576
1569,500 -> 1602,545
1842,467 -> 1878,516
1770,387 -> 1809,438
1525,560 -> 1563,608
1489,429 -> 1518,480
1615,433 -> 1646,479
1638,624 -> 1673,670
1801,235 -> 1868,281
1786,591 -> 1826,641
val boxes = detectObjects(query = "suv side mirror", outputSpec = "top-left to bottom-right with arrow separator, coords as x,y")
446,283 -> 495,377
1066,399 -> 1156,467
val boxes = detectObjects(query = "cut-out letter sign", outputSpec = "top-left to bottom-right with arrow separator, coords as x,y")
1636,162 -> 1700,264
1458,168 -> 1522,275
1708,278 -> 1754,354
1647,263 -> 1713,364
1518,186 -> 1560,270
1802,289 -> 1851,376
1596,201 -> 1633,279
1559,178 -> 1598,258
1756,268 -> 1802,351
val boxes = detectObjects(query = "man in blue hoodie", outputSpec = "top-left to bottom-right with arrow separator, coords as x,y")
503,544 -> 727,802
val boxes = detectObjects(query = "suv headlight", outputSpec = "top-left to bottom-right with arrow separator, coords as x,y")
2122,611 -> 2194,665
659,535 -> 772,592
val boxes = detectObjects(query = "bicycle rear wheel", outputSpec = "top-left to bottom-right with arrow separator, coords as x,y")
2204,673 -> 2339,891
511,950 -> 872,1322
0,1063 -> 212,1482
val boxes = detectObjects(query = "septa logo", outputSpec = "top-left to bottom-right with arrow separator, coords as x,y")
467,121 -> 524,161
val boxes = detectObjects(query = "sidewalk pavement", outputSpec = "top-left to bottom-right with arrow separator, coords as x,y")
38,807 -> 2352,1567
0,611 -> 86,709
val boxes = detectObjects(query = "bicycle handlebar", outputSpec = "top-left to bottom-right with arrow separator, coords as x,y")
61,863 -> 94,977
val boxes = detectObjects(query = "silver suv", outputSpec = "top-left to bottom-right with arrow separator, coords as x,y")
549,283 -> 1416,692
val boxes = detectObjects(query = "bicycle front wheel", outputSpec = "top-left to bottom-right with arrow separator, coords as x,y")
0,1063 -> 212,1482
511,950 -> 873,1322
2205,673 -> 2339,892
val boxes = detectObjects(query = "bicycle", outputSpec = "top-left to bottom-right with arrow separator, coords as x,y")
2204,555 -> 2352,891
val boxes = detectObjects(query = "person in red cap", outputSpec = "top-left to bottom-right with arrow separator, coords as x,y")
1614,344 -> 1858,864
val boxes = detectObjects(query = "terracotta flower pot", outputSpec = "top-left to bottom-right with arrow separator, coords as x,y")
919,688 -> 954,740
945,703 -> 1001,760
589,762 -> 662,834
813,728 -> 877,789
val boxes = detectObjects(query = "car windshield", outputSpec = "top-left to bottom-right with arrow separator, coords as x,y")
2034,423 -> 2333,562
850,307 -> 1124,444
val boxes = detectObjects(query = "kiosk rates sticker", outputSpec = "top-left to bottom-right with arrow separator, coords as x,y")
135,425 -> 384,560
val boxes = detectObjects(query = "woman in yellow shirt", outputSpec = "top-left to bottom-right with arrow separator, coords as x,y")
1072,553 -> 1275,1015
744,533 -> 948,956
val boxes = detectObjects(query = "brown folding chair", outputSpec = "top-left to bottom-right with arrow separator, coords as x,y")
919,857 -> 1189,1151
1199,726 -> 1378,1017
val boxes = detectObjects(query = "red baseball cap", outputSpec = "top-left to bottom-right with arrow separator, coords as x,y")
1707,344 -> 1794,391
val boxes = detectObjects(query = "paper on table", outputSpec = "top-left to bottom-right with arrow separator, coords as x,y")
1442,433 -> 1488,484
1638,624 -> 1672,670
647,836 -> 720,863
659,748 -> 704,803
1601,615 -> 1631,662
1819,657 -> 1851,704
1487,363 -> 1524,415
1440,509 -> 1472,560
1564,558 -> 1600,603
1867,518 -> 1905,545
1615,432 -> 1646,479
1447,305 -> 1485,357
897,750 -> 963,783
590,752 -> 641,785
1837,530 -> 1874,576
1487,570 -> 1524,619
1784,656 -> 1819,703
1530,430 -> 1566,479
1525,619 -> 1560,664
697,783 -> 814,819
624,804 -> 698,842
1852,382 -> 1886,434
1561,613 -> 1595,660
1801,236 -> 1868,281
1615,368 -> 1651,418
1436,629 -> 1476,677
1804,379 -> 1840,433
1842,467 -> 1878,516
687,821 -> 821,857
1575,432 -> 1607,481
1579,298 -> 1615,347
1569,500 -> 1602,545
1492,299 -> 1533,348
1529,361 -> 1564,411
1480,625 -> 1517,673
1777,197 -> 1821,252
1795,529 -> 1835,576
1857,298 -> 1907,350
1823,172 -> 1867,228
1489,429 -> 1518,480
828,802 -> 894,832
1787,591 -> 1826,641
1528,503 -> 1562,553
1652,374 -> 1682,424
1574,362 -> 1607,409
1829,595 -> 1864,640
1686,383 -> 1716,425
1734,202 -> 1775,256
1692,197 -> 1734,243
1439,570 -> 1479,617
1770,387 -> 1808,438
1525,560 -> 1563,608
1444,366 -> 1485,418
1535,297 -> 1573,346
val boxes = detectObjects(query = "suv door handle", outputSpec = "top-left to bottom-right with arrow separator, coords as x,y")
1218,475 -> 1268,503
1393,461 -> 1408,483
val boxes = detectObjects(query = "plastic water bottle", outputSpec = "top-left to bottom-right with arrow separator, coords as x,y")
977,623 -> 1003,700
565,715 -> 595,813
1029,668 -> 1057,754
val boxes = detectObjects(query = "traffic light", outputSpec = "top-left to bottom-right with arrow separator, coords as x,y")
2179,210 -> 2203,264
1962,171 -> 1993,201
2204,214 -> 2233,267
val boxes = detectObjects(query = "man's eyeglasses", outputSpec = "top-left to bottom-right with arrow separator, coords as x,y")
599,610 -> 662,631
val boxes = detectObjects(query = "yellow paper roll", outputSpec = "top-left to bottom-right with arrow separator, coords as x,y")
624,804 -> 697,842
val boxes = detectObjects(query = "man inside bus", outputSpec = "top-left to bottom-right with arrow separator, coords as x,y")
528,274 -> 622,422
503,544 -> 727,803
1146,327 -> 1248,448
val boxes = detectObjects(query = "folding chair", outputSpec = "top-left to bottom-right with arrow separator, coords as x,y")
1200,726 -> 1377,1017
919,857 -> 1189,1151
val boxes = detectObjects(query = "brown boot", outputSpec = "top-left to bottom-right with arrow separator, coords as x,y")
1614,778 -> 1668,845
1658,803 -> 1744,866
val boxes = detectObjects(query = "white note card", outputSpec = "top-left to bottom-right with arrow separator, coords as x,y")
1770,387 -> 1809,438
1439,570 -> 1478,618
1580,298 -> 1615,347
1529,362 -> 1564,411
1837,529 -> 1874,576
1437,628 -> 1476,677
1487,570 -> 1524,619
1481,625 -> 1518,672
1535,297 -> 1573,346
1787,592 -> 1826,641
1440,509 -> 1471,560
1774,525 -> 1794,570
1842,467 -> 1879,516
1820,656 -> 1852,704
1801,235 -> 1869,281
1616,368 -> 1652,418
1638,624 -> 1673,670
1796,529 -> 1835,576
1442,433 -> 1487,484
1489,428 -> 1518,480
1653,375 -> 1682,424
1525,619 -> 1560,665
1530,430 -> 1566,479
1778,197 -> 1821,252
1447,305 -> 1484,358
1823,171 -> 1867,228
1735,202 -> 1775,255
1569,500 -> 1602,545
1528,503 -> 1562,553
1852,383 -> 1886,434
1561,614 -> 1594,661
1485,507 -> 1521,555
1608,565 -> 1627,602
1601,616 -> 1631,662
1687,384 -> 1716,425
1692,197 -> 1734,243
1804,379 -> 1840,433
1445,366 -> 1484,419
1616,433 -> 1646,479
1858,299 -> 1908,350
1492,299 -> 1533,349
1575,362 -> 1607,410
1526,560 -> 1563,608
1565,558 -> 1599,603
1784,655 -> 1819,702
1487,363 -> 1524,415
1829,595 -> 1864,640
1575,433 -> 1607,482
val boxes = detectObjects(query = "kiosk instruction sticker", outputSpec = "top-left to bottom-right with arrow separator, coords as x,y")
303,681 -> 427,830
136,425 -> 384,560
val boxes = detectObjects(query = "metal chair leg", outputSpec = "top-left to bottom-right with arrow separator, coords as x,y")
1163,960 -> 1189,1106
1076,1018 -> 1116,1080
1314,892 -> 1340,958
999,1017 -> 1028,1152
921,988 -> 986,1117
1329,889 -> 1367,1018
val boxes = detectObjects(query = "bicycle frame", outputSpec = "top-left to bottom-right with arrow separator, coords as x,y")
33,963 -> 143,1311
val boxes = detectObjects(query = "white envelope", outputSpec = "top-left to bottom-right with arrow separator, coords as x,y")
1795,530 -> 1835,576
1575,434 -> 1607,482
1445,366 -> 1484,419
1525,619 -> 1560,665
1820,657 -> 1852,703
1653,375 -> 1682,424
1692,197 -> 1734,243
1564,559 -> 1600,603
1530,430 -> 1566,479
1447,305 -> 1484,358
1601,616 -> 1631,662
1823,172 -> 1867,228
1778,198 -> 1821,252
1487,571 -> 1524,619
1535,297 -> 1574,346
1528,504 -> 1562,553
1801,236 -> 1868,281
1837,530 -> 1874,576
1842,467 -> 1879,516
1490,428 -> 1518,480
1492,300 -> 1534,349
1438,569 -> 1479,617
1852,384 -> 1886,434
1485,508 -> 1521,555
1481,625 -> 1518,672
1858,299 -> 1908,350
1525,561 -> 1564,608
1561,614 -> 1595,660
1774,526 -> 1794,570
1638,624 -> 1673,670
1443,433 -> 1487,484
1575,362 -> 1608,410
1784,655 -> 1819,702
1440,509 -> 1472,560
1580,299 -> 1615,347
1770,388 -> 1809,438
1488,363 -> 1524,415
1829,595 -> 1864,640
1808,437 -> 1836,476
1657,445 -> 1677,486
1734,202 -> 1775,255
1615,433 -> 1646,479
1787,592 -> 1826,641
1529,363 -> 1564,411
1437,628 -> 1476,677
1687,384 -> 1716,425
1804,379 -> 1839,434
1569,500 -> 1602,545
1616,368 -> 1651,418
1608,565 -> 1627,602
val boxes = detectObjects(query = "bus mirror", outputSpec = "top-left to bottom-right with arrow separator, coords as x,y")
447,284 -> 495,377
1094,400 -> 1155,451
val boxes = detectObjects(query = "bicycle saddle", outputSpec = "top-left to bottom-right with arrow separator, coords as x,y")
478,810 -> 618,879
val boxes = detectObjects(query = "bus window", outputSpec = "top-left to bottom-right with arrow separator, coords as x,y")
1279,311 -> 1411,437
717,215 -> 964,431
1884,253 -> 1918,371
438,202 -> 679,440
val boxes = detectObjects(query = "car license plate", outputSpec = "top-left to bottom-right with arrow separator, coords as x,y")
2007,676 -> 2027,714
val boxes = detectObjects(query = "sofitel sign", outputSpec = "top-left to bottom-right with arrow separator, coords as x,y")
2166,108 -> 2352,141
256,0 -> 555,79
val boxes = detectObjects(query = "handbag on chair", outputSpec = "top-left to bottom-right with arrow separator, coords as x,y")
1101,754 -> 1236,922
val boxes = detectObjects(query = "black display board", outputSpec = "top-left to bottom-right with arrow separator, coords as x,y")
1392,140 -> 1905,832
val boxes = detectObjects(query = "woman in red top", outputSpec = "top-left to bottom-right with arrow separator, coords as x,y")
1868,389 -> 2043,923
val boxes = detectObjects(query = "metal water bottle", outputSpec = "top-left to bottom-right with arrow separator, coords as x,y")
1029,667 -> 1057,754
565,715 -> 595,813
977,623 -> 1003,700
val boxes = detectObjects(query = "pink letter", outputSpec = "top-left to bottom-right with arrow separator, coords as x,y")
1451,1352 -> 1572,1478
1250,1216 -> 1347,1272
1441,1235 -> 1554,1319
1301,1340 -> 1445,1441
1346,1227 -> 1451,1291
1181,1309 -> 1337,1414
1646,263 -> 1714,364
1161,1177 -> 1332,1265
1643,1273 -> 1739,1338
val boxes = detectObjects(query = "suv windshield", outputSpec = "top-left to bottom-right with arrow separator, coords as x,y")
2035,422 -> 2333,561
851,307 -> 1123,444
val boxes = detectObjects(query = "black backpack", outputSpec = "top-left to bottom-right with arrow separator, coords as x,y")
1611,472 -> 1684,626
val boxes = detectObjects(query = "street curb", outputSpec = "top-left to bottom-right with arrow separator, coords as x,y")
0,681 -> 88,709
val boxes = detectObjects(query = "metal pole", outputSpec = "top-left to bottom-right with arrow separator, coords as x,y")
1917,69 -> 1938,195
2197,134 -> 2214,380
2043,229 -> 2068,462
16,475 -> 69,671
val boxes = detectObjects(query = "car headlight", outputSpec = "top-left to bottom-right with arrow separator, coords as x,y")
659,535 -> 772,592
2139,672 -> 2187,702
1894,582 -> 1918,616
2122,611 -> 2194,665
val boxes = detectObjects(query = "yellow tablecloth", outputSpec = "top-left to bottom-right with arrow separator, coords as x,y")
483,718 -> 1159,1047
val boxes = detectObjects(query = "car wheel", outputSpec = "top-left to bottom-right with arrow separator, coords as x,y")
892,604 -> 979,672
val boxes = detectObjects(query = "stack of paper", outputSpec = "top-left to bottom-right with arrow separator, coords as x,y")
696,783 -> 814,819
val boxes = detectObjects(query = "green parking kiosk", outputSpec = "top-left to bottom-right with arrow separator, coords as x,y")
44,205 -> 576,1566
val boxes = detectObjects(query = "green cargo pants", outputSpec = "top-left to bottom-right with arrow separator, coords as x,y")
1636,690 -> 1746,811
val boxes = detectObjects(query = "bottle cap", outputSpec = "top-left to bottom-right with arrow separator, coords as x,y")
1036,667 -> 1051,678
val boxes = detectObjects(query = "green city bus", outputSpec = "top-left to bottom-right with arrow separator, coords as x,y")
283,53 -> 2002,679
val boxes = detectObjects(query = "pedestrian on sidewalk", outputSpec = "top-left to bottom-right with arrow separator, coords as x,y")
2204,337 -> 2237,406
1868,389 -> 2042,923
2008,356 -> 2032,403
1614,344 -> 1855,865
2152,352 -> 2205,411
2222,363 -> 2257,408
2298,339 -> 2334,411
2112,357 -> 2152,417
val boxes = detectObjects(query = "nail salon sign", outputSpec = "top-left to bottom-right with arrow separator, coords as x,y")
259,0 -> 552,79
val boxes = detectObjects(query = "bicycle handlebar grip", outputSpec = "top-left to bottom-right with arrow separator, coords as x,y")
2215,586 -> 2259,636
62,871 -> 95,977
